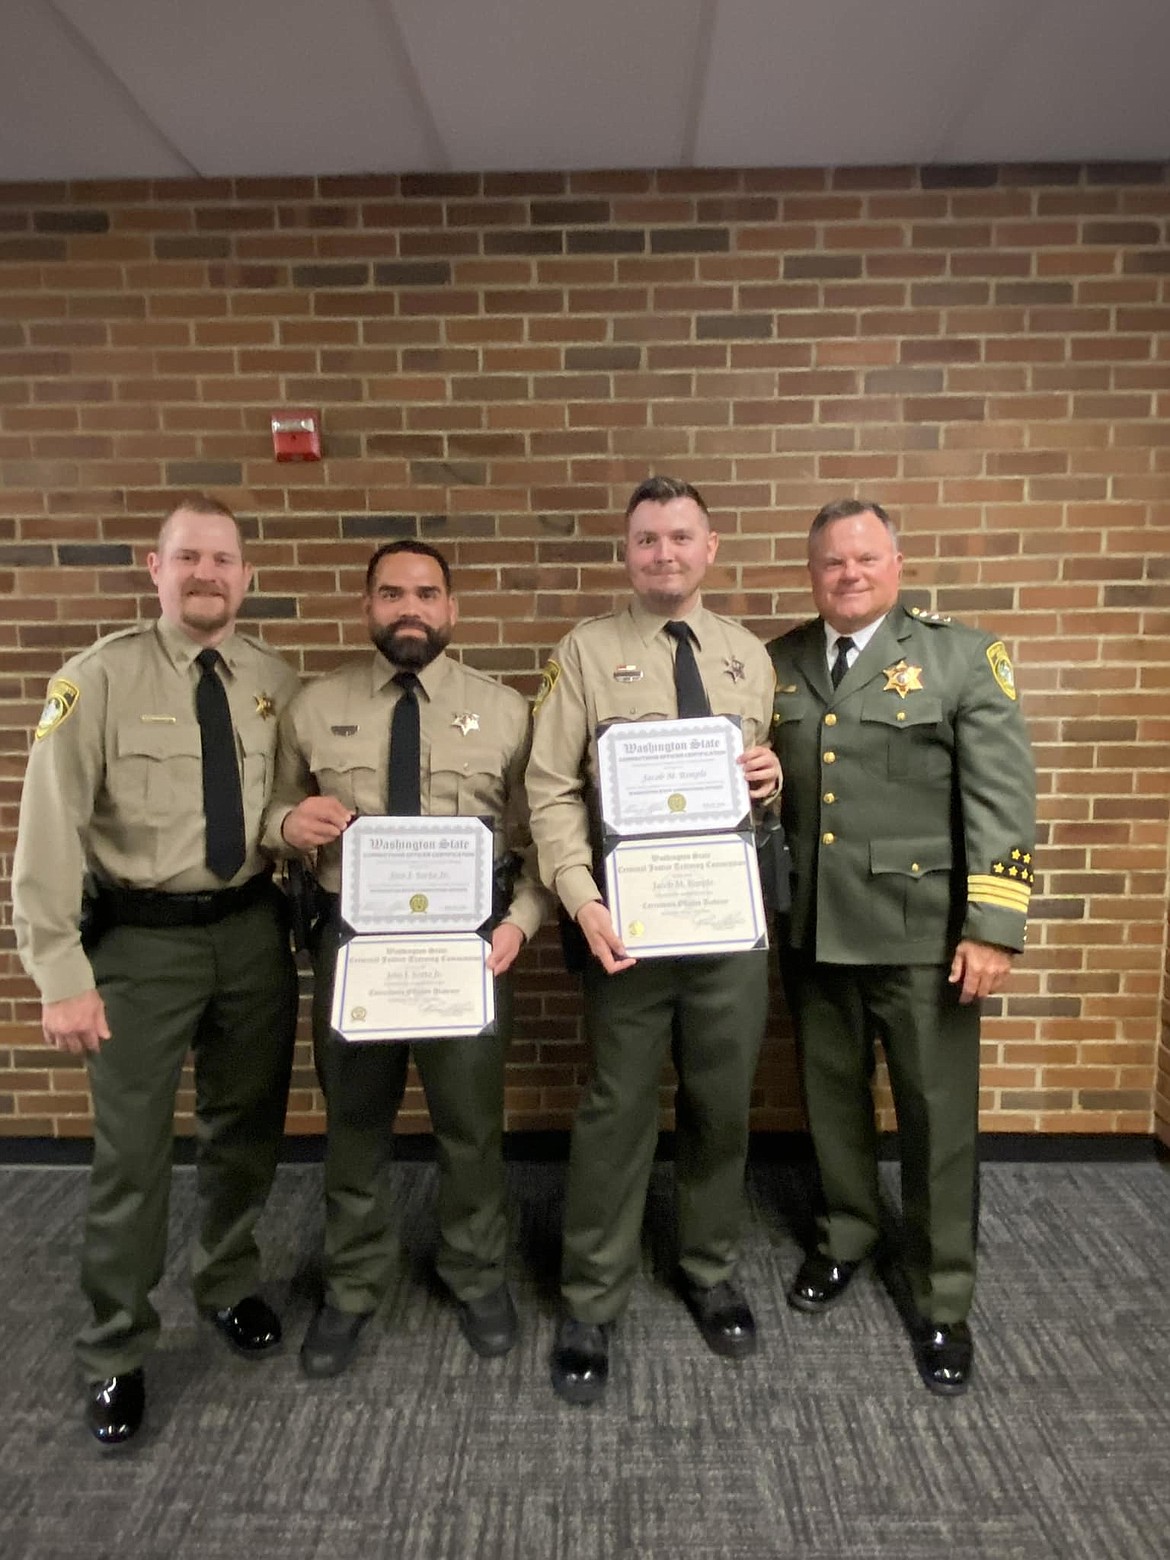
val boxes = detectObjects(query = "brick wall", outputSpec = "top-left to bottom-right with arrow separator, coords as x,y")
0,163 -> 1168,1144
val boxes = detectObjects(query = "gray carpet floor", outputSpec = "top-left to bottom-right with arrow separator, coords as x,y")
1,1157 -> 1169,1560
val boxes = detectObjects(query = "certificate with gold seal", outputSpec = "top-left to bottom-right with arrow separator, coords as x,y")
340,815 -> 493,934
597,716 -> 750,838
330,931 -> 495,1042
604,831 -> 767,958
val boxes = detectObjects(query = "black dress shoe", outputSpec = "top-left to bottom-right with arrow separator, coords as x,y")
456,1284 -> 519,1358
206,1294 -> 282,1357
681,1278 -> 757,1359
300,1302 -> 370,1379
912,1320 -> 974,1396
86,1368 -> 145,1447
787,1253 -> 860,1314
550,1317 -> 609,1406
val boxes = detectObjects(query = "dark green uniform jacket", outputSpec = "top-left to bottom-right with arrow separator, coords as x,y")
768,603 -> 1036,965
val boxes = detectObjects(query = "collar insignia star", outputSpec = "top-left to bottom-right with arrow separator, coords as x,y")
452,711 -> 480,736
725,656 -> 746,683
254,692 -> 275,720
882,660 -> 924,699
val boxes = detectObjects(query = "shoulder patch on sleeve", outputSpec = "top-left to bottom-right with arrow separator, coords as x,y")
985,641 -> 1017,701
533,659 -> 561,717
35,678 -> 80,740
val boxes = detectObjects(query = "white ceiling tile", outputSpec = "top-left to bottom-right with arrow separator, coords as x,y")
696,0 -> 1028,167
391,0 -> 704,170
939,0 -> 1170,162
52,0 -> 441,175
0,0 -> 189,179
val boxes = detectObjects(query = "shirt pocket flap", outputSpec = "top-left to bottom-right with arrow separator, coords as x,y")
429,731 -> 502,776
309,734 -> 382,773
860,694 -> 943,729
117,721 -> 202,760
870,838 -> 952,878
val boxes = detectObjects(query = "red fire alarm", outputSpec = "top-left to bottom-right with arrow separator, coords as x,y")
271,409 -> 322,462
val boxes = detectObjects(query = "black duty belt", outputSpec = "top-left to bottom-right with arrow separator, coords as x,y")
92,870 -> 274,930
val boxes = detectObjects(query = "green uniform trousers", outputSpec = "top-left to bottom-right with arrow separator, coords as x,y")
781,955 -> 981,1324
79,895 -> 297,1381
312,923 -> 510,1314
562,949 -> 769,1324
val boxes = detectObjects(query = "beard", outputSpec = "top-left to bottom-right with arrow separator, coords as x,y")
179,584 -> 232,633
372,619 -> 451,671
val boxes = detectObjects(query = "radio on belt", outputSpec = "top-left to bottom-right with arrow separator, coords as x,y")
271,409 -> 322,461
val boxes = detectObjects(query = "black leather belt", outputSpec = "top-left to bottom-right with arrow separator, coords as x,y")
92,871 -> 274,930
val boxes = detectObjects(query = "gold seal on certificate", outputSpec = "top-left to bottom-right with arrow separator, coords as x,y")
340,815 -> 493,934
330,932 -> 495,1043
604,832 -> 767,958
597,716 -> 750,838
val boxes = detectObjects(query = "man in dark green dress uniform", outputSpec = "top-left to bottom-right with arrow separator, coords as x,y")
767,499 -> 1036,1394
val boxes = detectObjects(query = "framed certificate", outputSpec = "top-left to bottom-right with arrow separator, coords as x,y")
603,830 -> 768,958
597,716 -> 750,838
330,931 -> 496,1043
340,815 -> 493,934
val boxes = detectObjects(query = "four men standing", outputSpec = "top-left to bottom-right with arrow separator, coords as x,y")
12,482 -> 1035,1436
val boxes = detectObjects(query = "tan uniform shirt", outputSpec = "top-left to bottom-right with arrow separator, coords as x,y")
263,649 -> 550,942
525,597 -> 777,918
12,618 -> 300,1004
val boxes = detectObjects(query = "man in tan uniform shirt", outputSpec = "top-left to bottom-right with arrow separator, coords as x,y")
525,475 -> 781,1406
264,539 -> 549,1376
11,495 -> 300,1447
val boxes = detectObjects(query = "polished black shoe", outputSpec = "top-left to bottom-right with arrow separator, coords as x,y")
787,1253 -> 860,1314
86,1368 -> 145,1448
456,1284 -> 519,1358
299,1302 -> 370,1379
681,1278 -> 757,1359
206,1294 -> 282,1357
550,1317 -> 609,1406
912,1320 -> 974,1396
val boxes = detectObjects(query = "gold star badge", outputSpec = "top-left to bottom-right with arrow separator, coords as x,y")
1011,848 -> 1021,860
882,660 -> 924,699
254,692 -> 275,720
725,657 -> 746,684
452,711 -> 480,736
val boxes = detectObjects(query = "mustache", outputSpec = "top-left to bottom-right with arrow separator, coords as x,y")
183,584 -> 226,597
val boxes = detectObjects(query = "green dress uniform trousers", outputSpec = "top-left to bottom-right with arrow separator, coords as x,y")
561,948 -> 769,1324
781,954 -> 981,1324
78,893 -> 297,1381
311,918 -> 511,1314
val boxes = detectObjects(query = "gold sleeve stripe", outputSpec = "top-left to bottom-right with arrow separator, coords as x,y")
968,874 -> 1031,911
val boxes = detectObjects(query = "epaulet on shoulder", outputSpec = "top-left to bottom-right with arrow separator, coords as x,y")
236,630 -> 290,661
573,612 -> 618,636
69,623 -> 152,669
460,660 -> 519,698
907,605 -> 954,627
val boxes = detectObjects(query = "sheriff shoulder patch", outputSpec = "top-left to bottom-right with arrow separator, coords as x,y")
533,659 -> 561,716
986,641 -> 1017,701
35,678 -> 80,740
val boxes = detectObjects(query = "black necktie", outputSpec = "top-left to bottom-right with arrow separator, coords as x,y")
388,671 -> 422,815
195,648 -> 246,881
830,635 -> 855,690
664,620 -> 711,718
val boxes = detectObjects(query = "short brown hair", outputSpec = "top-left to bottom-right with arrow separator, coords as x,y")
157,493 -> 243,552
808,498 -> 897,547
624,474 -> 710,522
